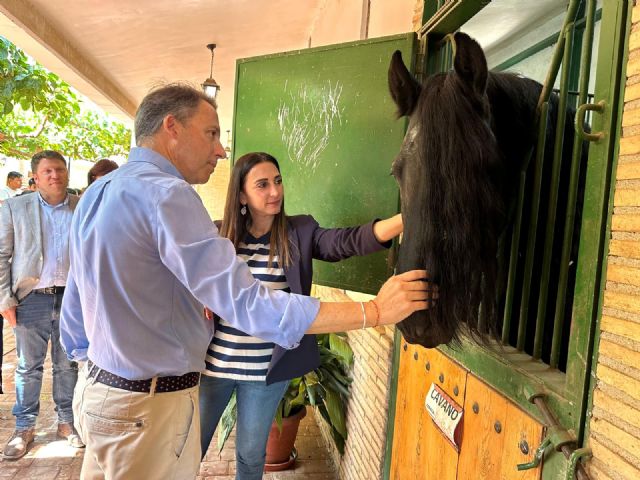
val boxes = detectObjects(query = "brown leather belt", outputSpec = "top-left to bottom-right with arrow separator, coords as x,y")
86,360 -> 200,393
32,286 -> 66,295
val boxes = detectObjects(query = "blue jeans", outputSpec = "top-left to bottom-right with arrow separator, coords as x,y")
199,375 -> 288,479
12,292 -> 78,430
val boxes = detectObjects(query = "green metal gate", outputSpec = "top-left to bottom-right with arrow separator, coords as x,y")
385,0 -> 631,478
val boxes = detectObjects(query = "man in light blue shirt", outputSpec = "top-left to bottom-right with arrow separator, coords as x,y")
0,151 -> 83,460
60,84 -> 431,479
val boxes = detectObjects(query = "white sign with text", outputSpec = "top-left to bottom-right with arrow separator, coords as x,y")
425,383 -> 464,451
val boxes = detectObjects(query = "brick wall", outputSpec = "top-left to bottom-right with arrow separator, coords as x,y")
312,286 -> 396,480
586,4 -> 640,479
339,324 -> 395,480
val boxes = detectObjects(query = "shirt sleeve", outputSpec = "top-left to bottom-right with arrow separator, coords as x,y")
156,184 -> 320,349
308,216 -> 392,262
60,252 -> 89,361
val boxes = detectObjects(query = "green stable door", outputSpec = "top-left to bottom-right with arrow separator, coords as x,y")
232,33 -> 416,294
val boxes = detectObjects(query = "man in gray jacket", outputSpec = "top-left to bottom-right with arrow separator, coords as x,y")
0,150 -> 83,459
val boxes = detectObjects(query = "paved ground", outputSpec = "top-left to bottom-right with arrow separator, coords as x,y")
0,327 -> 337,479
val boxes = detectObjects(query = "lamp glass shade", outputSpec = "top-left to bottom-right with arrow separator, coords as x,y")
202,78 -> 220,99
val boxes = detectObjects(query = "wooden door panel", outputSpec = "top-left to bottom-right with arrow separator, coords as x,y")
458,375 -> 544,480
457,374 -> 509,479
390,345 -> 467,480
500,402 -> 545,480
391,346 -> 544,480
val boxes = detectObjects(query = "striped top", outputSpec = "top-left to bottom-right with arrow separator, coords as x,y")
203,231 -> 290,381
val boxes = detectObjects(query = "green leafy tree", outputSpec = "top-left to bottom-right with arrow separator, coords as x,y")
0,36 -> 131,159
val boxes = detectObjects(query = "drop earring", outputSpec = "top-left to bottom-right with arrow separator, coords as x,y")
240,205 -> 247,216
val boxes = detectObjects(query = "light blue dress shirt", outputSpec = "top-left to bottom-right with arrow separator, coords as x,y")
34,193 -> 72,288
60,147 -> 320,380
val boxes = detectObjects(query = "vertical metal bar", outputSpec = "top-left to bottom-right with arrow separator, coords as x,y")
502,165 -> 528,344
538,0 -> 581,108
533,23 -> 575,360
517,102 -> 550,351
517,1 -> 584,351
550,0 -> 597,369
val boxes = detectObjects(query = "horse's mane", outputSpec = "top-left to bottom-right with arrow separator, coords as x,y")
413,70 -> 543,344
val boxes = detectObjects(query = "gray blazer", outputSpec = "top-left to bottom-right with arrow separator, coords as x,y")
0,193 -> 79,310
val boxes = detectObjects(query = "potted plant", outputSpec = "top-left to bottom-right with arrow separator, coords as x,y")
216,332 -> 354,469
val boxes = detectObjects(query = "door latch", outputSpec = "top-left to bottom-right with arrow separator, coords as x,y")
517,426 -> 574,470
517,387 -> 591,480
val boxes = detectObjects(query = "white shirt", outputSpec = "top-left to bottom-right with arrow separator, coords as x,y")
0,186 -> 20,201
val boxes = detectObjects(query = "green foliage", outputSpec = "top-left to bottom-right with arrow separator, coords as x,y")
0,36 -> 131,159
216,390 -> 237,453
217,332 -> 354,455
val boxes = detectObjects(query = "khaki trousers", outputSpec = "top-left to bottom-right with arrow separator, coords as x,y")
73,365 -> 201,480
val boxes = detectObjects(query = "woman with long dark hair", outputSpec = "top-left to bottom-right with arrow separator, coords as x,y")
199,152 -> 403,477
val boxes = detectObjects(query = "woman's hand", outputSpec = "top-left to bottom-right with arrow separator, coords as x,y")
374,269 -> 437,326
373,213 -> 403,243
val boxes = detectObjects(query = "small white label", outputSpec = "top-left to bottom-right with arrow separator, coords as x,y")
425,383 -> 464,450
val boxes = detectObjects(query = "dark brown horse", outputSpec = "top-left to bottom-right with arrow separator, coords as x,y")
389,32 -> 582,352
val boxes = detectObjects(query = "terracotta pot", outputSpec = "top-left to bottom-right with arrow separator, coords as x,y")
264,406 -> 307,471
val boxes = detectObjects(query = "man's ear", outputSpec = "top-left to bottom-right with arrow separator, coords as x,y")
162,114 -> 180,138
452,32 -> 488,97
388,50 -> 422,117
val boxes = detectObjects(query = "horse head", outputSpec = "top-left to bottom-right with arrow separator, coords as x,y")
388,32 -> 510,348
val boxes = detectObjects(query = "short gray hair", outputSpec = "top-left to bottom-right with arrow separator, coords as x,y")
134,83 -> 217,145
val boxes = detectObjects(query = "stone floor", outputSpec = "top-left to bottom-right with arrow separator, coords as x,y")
0,327 -> 337,479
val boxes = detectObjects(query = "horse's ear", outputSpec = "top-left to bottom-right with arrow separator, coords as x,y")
388,50 -> 421,117
452,32 -> 488,96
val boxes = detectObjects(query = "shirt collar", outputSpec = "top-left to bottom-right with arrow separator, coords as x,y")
128,147 -> 185,180
245,230 -> 271,244
37,192 -> 69,208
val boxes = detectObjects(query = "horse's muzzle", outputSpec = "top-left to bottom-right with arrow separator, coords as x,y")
396,310 -> 455,349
